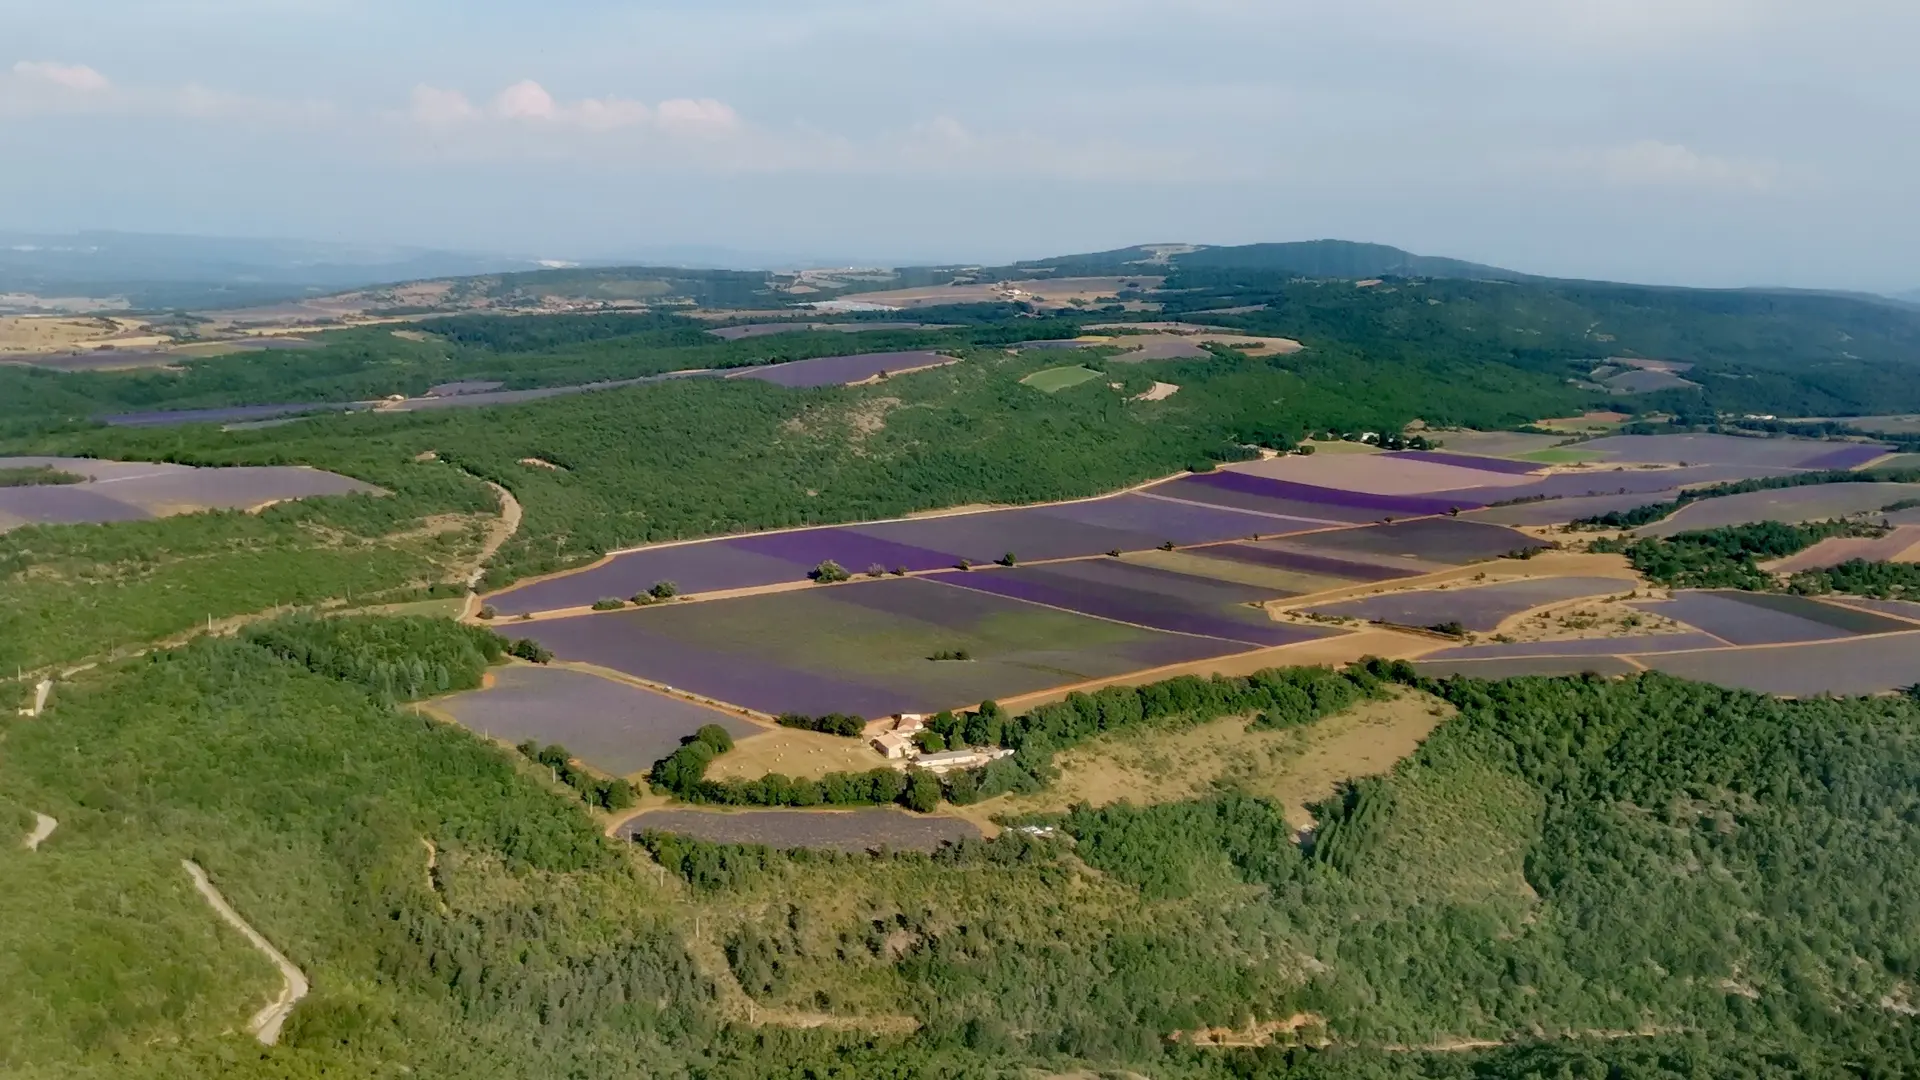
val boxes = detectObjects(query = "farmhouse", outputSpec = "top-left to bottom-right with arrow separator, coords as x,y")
871,732 -> 915,760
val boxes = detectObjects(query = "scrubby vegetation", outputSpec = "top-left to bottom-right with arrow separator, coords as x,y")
1593,520 -> 1885,589
244,613 -> 505,701
650,666 -> 1391,811
0,464 -> 85,486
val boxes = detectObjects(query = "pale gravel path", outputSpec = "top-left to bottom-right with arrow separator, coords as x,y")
182,860 -> 309,1045
467,480 -> 523,590
23,813 -> 56,850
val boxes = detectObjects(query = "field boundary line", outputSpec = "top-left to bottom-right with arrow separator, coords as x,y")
920,574 -> 1285,649
1133,489 -> 1362,528
182,860 -> 309,1046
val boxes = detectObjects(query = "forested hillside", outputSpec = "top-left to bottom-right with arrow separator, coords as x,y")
7,619 -> 1920,1077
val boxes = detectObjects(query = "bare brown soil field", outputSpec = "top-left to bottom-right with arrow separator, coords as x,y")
1429,431 -> 1572,460
1106,333 -> 1304,361
1132,381 -> 1180,401
971,690 -> 1452,831
1265,550 -> 1640,612
620,807 -> 981,853
1226,454 -> 1539,496
1536,411 -> 1630,432
0,314 -> 159,354
835,277 -> 1161,310
1487,594 -> 1685,643
705,727 -> 890,782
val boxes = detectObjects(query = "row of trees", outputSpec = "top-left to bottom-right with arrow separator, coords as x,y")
1572,469 -> 1920,530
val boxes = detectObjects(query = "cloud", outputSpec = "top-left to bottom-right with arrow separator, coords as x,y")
1515,140 -> 1781,192
1594,141 -> 1779,190
410,79 -> 669,132
656,98 -> 739,135
408,84 -> 476,124
12,60 -> 111,93
3,58 -> 330,124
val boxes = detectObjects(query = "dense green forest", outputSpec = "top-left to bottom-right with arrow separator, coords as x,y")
9,613 -> 1920,1077
0,446 -> 493,673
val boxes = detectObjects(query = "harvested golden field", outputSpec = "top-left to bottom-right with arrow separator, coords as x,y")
705,726 -> 890,781
977,689 -> 1453,830
0,315 -> 161,355
836,276 -> 1161,310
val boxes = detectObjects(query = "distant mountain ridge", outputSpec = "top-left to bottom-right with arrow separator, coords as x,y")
1015,239 -> 1529,282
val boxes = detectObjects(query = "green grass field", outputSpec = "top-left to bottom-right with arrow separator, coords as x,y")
1018,365 -> 1102,393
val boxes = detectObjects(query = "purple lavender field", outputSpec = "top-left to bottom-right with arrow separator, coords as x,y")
510,577 -> 1257,717
1628,591 -> 1904,646
1282,517 -> 1545,564
0,456 -> 379,531
1575,433 -> 1887,470
1176,470 -> 1487,517
485,493 -> 1314,614
1304,577 -> 1634,632
928,565 -> 1342,647
623,808 -> 982,852
437,665 -> 757,776
1198,543 -> 1423,583
1390,450 -> 1542,476
1039,491 -> 1313,542
1639,632 -> 1920,697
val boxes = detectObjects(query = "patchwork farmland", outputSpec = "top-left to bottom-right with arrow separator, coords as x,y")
447,431 -> 1920,783
0,455 -> 378,531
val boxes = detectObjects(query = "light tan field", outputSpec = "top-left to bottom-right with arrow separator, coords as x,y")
1227,453 -> 1540,495
1265,550 -> 1640,613
1488,593 -> 1685,644
0,314 -> 162,355
1122,549 -> 1353,595
836,277 -> 1162,310
1536,411 -> 1630,432
705,727 -> 889,781
960,689 -> 1452,831
1132,381 -> 1180,401
1296,439 -> 1383,455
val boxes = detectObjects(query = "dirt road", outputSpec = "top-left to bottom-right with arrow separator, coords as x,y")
23,813 -> 56,850
182,860 -> 309,1045
467,480 -> 522,589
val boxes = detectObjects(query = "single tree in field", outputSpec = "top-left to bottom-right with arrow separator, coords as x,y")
810,560 -> 850,583
649,580 -> 679,600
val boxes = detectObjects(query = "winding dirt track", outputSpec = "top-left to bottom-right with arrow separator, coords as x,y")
182,860 -> 309,1045
467,480 -> 523,589
23,813 -> 56,850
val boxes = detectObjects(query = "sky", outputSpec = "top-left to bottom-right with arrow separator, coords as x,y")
1,0 -> 1916,291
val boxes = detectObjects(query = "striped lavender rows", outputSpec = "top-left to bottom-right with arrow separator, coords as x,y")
1390,450 -> 1543,476
929,567 -> 1336,647
1183,469 -> 1488,516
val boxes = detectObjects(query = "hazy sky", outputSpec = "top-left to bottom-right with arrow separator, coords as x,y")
2,0 -> 1915,290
